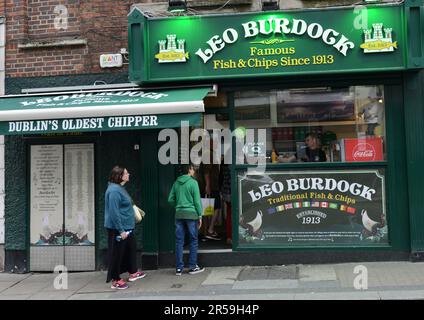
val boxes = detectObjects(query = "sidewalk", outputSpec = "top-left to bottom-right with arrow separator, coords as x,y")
0,261 -> 424,300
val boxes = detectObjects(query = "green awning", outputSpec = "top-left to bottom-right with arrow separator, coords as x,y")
0,87 -> 211,135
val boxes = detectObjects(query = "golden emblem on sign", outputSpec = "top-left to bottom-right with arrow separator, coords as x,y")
361,23 -> 396,54
155,35 -> 189,63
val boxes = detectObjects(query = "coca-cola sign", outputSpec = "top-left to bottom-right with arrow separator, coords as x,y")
344,138 -> 383,162
353,143 -> 375,161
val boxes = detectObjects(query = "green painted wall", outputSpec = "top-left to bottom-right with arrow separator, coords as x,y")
158,155 -> 177,252
384,83 -> 410,251
139,130 -> 159,253
4,135 -> 27,250
404,70 -> 424,253
96,130 -> 144,252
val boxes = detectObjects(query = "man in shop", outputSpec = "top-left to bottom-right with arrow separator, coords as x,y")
302,133 -> 327,162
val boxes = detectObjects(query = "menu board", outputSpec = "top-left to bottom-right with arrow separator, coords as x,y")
30,145 -> 63,245
64,144 -> 95,245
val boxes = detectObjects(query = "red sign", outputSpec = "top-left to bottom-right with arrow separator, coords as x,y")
343,138 -> 383,162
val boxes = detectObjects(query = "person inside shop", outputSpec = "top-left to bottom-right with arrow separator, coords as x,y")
359,96 -> 381,136
197,138 -> 222,241
104,165 -> 146,290
168,164 -> 205,276
302,132 -> 327,162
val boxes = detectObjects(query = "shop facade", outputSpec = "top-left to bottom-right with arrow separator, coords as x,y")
126,0 -> 424,265
2,0 -> 424,273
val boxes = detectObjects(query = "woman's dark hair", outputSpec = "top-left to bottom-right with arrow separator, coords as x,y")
109,165 -> 126,184
180,164 -> 195,175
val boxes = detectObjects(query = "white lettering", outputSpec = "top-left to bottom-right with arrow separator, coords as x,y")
242,21 -> 259,38
291,19 -> 307,35
322,29 -> 339,45
258,19 -> 274,35
307,23 -> 324,39
274,18 -> 291,34
333,35 -> 355,56
222,28 -> 238,44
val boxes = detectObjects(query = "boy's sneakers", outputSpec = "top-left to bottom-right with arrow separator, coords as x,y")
128,271 -> 146,282
189,265 -> 205,275
176,268 -> 183,276
111,279 -> 128,290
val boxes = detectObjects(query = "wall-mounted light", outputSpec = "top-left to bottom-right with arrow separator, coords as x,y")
262,0 -> 279,11
168,0 -> 187,13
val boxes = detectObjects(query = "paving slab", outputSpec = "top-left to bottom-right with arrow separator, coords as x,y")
378,290 -> 424,300
0,294 -> 32,300
238,266 -> 298,280
299,265 -> 337,282
124,293 -> 296,300
28,291 -> 76,300
232,279 -> 298,290
0,282 -> 18,293
294,291 -> 380,300
68,292 -> 114,300
202,267 -> 242,286
298,280 -> 340,289
0,273 -> 30,282
133,269 -> 207,293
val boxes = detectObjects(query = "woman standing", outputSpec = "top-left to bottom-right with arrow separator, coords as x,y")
104,165 -> 146,289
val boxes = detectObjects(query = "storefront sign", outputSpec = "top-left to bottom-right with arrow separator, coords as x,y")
130,5 -> 405,83
0,87 -> 209,134
238,170 -> 387,246
0,113 -> 201,135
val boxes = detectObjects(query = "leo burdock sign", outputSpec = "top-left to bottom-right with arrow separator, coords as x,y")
238,170 -> 388,246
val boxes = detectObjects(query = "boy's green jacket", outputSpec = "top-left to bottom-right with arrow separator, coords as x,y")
168,175 -> 203,220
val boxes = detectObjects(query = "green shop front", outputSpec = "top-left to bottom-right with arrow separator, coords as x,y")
127,1 -> 424,265
0,87 -> 211,272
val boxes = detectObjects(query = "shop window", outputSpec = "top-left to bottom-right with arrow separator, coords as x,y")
204,92 -> 228,108
234,86 -> 386,163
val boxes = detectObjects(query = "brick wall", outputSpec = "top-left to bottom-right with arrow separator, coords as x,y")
27,0 -> 81,38
5,0 -> 142,78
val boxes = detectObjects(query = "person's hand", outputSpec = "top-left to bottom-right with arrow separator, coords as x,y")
120,231 -> 128,240
198,219 -> 202,230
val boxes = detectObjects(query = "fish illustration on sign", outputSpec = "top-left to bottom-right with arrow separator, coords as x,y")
361,209 -> 379,232
155,35 -> 189,63
361,23 -> 397,53
247,210 -> 263,233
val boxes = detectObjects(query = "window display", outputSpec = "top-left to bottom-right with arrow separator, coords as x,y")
234,86 -> 386,163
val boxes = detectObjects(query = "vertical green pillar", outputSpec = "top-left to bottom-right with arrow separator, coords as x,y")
128,7 -> 147,84
140,131 -> 159,266
404,70 -> 424,257
404,0 -> 424,258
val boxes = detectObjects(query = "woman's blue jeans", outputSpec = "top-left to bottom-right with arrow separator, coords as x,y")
175,219 -> 198,270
